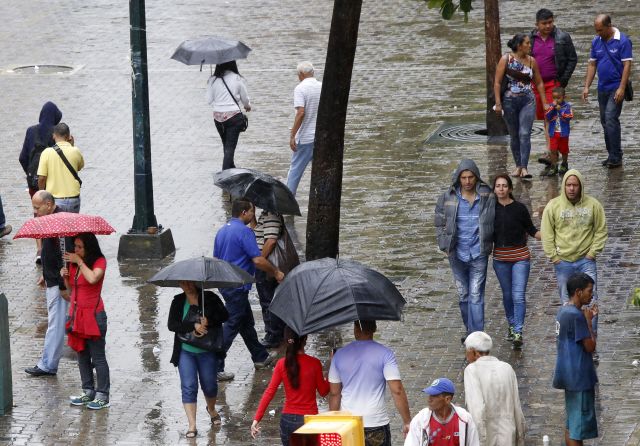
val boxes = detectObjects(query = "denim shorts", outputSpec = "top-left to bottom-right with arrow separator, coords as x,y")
565,389 -> 598,440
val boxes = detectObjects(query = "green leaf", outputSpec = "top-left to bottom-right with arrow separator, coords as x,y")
441,1 -> 456,20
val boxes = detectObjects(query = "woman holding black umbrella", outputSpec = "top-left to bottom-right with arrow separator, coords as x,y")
206,60 -> 251,170
168,280 -> 229,438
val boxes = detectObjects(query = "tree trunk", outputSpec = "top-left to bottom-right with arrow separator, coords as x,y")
484,0 -> 508,136
305,0 -> 363,261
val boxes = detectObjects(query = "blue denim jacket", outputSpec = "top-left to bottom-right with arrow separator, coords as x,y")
545,101 -> 573,137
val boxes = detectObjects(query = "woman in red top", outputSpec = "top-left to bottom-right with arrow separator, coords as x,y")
61,232 -> 110,410
251,327 -> 330,446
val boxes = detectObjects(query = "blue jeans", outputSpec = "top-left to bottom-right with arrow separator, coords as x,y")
597,90 -> 624,163
286,141 -> 314,196
449,255 -> 488,333
280,413 -> 305,446
554,257 -> 599,333
256,270 -> 285,343
214,113 -> 245,170
216,288 -> 268,372
364,424 -> 392,446
493,259 -> 530,334
0,194 -> 6,229
37,286 -> 69,373
55,196 -> 81,253
503,92 -> 536,169
78,311 -> 110,401
178,349 -> 218,403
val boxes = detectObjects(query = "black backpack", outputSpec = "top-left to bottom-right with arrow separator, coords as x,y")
26,125 -> 47,190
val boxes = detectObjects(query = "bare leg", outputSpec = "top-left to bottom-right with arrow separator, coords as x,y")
511,167 -> 522,177
550,150 -> 559,166
520,167 -> 529,177
544,120 -> 550,151
205,396 -> 219,420
184,402 -> 197,432
564,428 -> 583,446
36,239 -> 42,256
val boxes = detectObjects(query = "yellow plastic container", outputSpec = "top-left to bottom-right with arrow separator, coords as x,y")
289,411 -> 365,446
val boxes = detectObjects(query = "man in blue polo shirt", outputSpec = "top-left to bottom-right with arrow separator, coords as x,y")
214,199 -> 284,381
582,14 -> 633,169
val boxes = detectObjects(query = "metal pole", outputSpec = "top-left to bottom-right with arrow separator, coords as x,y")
0,294 -> 13,415
128,0 -> 158,232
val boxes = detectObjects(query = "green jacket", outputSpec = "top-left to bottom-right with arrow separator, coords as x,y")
541,169 -> 607,262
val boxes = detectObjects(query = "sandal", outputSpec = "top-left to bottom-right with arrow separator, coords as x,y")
186,429 -> 198,438
207,406 -> 222,425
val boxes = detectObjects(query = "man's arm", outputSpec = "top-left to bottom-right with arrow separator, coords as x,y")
328,382 -> 342,411
540,206 -> 559,263
261,238 -> 277,258
560,33 -> 578,87
587,203 -> 607,259
387,380 -> 411,436
581,305 -> 598,352
253,256 -> 284,282
289,107 -> 305,151
615,60 -> 632,103
37,175 -> 47,191
582,60 -> 597,101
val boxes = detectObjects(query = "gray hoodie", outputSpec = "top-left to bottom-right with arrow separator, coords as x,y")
434,159 -> 495,256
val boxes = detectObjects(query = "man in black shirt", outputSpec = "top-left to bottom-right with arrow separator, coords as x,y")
25,190 -> 69,376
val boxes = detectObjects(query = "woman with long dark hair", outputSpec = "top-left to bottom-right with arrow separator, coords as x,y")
492,174 -> 541,348
494,34 -> 547,179
61,232 -> 110,410
206,60 -> 251,170
251,327 -> 330,445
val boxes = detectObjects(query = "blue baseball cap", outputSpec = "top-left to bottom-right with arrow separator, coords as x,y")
422,378 -> 455,396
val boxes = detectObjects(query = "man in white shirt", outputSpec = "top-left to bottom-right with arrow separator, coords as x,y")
463,331 -> 525,446
329,320 -> 411,446
287,61 -> 322,197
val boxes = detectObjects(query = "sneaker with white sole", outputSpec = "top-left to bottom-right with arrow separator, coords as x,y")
217,371 -> 235,382
254,351 -> 278,369
87,399 -> 110,410
70,393 -> 93,406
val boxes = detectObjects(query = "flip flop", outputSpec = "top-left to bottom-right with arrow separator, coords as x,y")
207,406 -> 222,425
186,430 -> 198,439
521,174 -> 533,181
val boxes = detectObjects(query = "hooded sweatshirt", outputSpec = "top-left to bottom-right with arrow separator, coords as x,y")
435,159 -> 495,256
19,101 -> 63,174
541,169 -> 607,262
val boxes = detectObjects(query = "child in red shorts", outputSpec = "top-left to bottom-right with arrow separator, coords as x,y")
541,86 -> 573,176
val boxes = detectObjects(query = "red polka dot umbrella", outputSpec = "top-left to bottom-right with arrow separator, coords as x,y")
13,212 -> 116,239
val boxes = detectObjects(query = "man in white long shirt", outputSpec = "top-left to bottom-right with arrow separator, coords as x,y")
464,331 -> 525,446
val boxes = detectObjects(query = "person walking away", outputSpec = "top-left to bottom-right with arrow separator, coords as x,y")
329,320 -> 411,446
553,273 -> 599,445
492,174 -> 540,348
287,61 -> 322,197
463,331 -> 525,445
168,281 -> 228,438
251,327 -> 330,445
582,14 -> 633,169
25,191 -> 68,376
61,233 -> 111,410
543,87 -> 574,176
18,101 -> 62,262
494,33 -> 548,179
405,377 -> 480,446
529,8 -> 577,167
435,159 -> 495,340
206,60 -> 251,170
213,199 -> 283,381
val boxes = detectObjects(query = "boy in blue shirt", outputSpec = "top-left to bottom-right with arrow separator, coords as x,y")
542,86 -> 573,177
553,273 -> 598,445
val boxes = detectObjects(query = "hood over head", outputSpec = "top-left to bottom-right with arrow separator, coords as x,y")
450,159 -> 485,188
560,168 -> 585,202
38,101 -> 62,141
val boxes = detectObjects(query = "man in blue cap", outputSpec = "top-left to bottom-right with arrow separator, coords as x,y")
405,377 -> 479,446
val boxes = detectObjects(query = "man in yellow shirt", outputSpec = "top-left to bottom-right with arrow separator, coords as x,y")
37,123 -> 84,213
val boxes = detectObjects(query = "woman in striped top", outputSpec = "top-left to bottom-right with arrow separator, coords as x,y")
492,174 -> 541,348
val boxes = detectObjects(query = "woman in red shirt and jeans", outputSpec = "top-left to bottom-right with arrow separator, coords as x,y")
61,232 -> 110,410
251,327 -> 330,445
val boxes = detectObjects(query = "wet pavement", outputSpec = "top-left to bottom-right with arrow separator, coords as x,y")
1,0 -> 640,444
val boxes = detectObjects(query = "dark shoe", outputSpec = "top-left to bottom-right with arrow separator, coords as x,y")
506,326 -> 515,341
607,160 -> 623,168
216,371 -> 235,382
461,335 -> 467,345
35,255 -> 42,265
0,225 -> 12,239
25,365 -> 56,376
512,333 -> 523,349
206,406 -> 222,425
261,340 -> 281,349
558,163 -> 569,176
601,158 -> 610,166
537,154 -> 552,166
540,165 -> 558,177
185,430 -> 198,439
254,351 -> 278,369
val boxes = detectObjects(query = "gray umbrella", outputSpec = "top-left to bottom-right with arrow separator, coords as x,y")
269,258 -> 406,335
147,256 -> 254,289
171,36 -> 251,67
214,168 -> 301,216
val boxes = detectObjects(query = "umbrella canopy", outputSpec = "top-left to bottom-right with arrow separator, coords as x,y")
171,36 -> 251,66
214,168 -> 301,216
147,256 -> 254,289
269,258 -> 406,335
13,212 -> 115,239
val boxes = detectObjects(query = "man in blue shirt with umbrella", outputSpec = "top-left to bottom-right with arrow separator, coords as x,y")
214,199 -> 284,381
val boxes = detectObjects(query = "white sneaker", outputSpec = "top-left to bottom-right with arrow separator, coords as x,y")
216,371 -> 235,381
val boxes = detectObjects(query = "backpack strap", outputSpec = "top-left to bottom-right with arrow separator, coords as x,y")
53,144 -> 82,186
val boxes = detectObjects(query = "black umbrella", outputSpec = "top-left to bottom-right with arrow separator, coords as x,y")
171,36 -> 252,69
214,168 -> 301,216
269,258 -> 406,335
147,256 -> 254,289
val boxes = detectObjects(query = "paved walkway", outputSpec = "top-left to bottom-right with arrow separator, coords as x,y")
0,0 -> 639,445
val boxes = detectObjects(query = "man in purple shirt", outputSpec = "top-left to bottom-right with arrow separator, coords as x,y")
213,199 -> 284,381
529,8 -> 577,176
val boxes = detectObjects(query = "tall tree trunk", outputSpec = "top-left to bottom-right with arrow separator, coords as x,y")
305,0 -> 363,260
484,0 -> 508,136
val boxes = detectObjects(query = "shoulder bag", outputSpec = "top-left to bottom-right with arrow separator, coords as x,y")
220,76 -> 249,132
602,39 -> 633,101
53,144 -> 82,186
177,297 -> 224,352
267,216 -> 300,277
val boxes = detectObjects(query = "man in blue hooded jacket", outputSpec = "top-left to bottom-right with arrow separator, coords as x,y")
435,160 -> 495,340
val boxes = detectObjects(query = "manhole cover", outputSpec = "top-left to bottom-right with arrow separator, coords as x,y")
426,122 -> 544,145
9,65 -> 74,74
